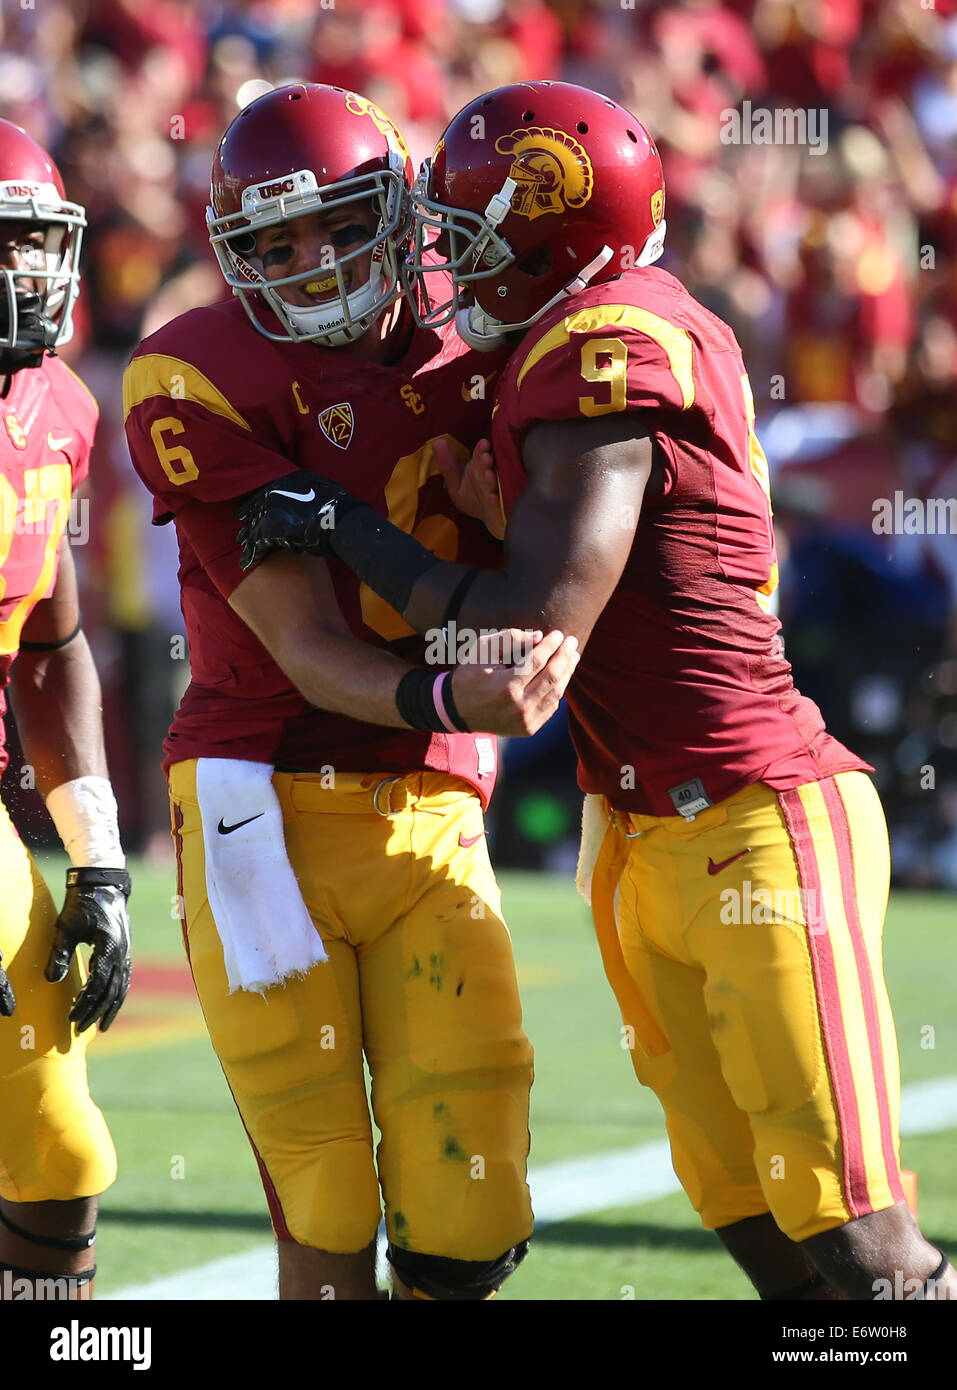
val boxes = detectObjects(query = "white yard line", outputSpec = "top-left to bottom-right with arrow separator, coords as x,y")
898,1075 -> 957,1135
106,1075 -> 957,1300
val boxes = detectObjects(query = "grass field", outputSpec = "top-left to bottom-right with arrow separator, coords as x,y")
49,853 -> 957,1301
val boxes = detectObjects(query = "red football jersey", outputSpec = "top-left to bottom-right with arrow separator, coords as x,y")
0,358 -> 97,775
124,297 -> 509,803
493,268 -> 869,817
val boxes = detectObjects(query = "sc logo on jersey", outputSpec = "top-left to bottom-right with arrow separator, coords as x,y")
494,127 -> 594,221
400,385 -> 425,415
318,402 -> 354,450
4,411 -> 27,450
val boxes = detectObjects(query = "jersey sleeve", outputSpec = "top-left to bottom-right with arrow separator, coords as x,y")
123,349 -> 294,524
176,497 -> 252,602
508,301 -> 696,430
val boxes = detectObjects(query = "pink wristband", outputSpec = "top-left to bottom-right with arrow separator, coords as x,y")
432,672 -> 460,735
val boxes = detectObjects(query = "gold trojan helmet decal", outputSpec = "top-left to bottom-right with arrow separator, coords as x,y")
344,91 -> 411,165
493,127 -> 594,221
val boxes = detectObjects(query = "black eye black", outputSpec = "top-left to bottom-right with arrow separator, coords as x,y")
262,244 -> 294,269
329,224 -> 369,249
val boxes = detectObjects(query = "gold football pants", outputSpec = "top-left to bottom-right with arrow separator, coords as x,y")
591,772 -> 904,1242
169,761 -> 534,1258
0,800 -> 116,1201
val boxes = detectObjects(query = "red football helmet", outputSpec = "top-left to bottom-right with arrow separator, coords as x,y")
207,84 -> 415,347
0,119 -> 86,372
404,82 -> 666,348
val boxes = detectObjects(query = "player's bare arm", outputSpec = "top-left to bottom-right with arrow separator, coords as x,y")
6,543 -> 131,1034
229,547 -> 579,738
412,416 -> 655,644
11,543 -> 108,788
238,413 -> 655,651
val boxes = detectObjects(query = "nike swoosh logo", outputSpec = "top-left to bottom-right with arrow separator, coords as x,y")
460,371 -> 497,402
217,813 -> 265,835
707,849 -> 751,876
47,432 -> 73,451
459,831 -> 486,848
270,487 -> 316,502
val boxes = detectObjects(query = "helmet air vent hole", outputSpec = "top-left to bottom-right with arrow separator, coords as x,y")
482,98 -> 493,106
627,129 -> 638,142
577,122 -> 588,134
523,110 -> 534,122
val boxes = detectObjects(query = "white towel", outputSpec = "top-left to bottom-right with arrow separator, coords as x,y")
575,793 -> 611,905
195,758 -> 328,994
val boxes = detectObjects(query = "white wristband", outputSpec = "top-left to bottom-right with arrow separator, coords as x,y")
45,776 -> 126,868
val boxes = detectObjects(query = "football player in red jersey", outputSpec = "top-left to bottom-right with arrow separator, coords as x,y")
0,121 -> 132,1301
124,84 -> 579,1302
239,82 -> 955,1301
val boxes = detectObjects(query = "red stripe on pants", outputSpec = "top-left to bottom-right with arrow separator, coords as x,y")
778,786 -> 869,1219
819,777 -> 905,1206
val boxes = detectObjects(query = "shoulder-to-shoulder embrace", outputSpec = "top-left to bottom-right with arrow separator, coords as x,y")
0,78 -> 946,1309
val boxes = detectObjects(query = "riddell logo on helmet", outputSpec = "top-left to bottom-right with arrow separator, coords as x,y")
258,178 -> 295,199
494,128 -> 593,221
234,256 -> 263,286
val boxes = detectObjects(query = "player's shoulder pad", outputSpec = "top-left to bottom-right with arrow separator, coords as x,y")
123,301 -> 277,432
506,268 -> 699,424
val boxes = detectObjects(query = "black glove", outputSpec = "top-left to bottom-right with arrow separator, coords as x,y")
236,470 -> 364,571
45,867 -> 132,1033
0,952 -> 14,1018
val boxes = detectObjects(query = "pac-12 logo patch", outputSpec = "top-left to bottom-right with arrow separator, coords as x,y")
494,127 -> 594,221
318,402 -> 354,450
651,189 -> 665,228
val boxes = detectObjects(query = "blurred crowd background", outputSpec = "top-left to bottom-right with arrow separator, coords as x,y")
1,0 -> 956,884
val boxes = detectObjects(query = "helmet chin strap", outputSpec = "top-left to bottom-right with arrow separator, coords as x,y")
636,219 -> 667,269
455,219 -> 668,352
0,291 -> 60,375
273,265 -> 387,347
454,304 -> 509,353
455,244 -> 616,351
